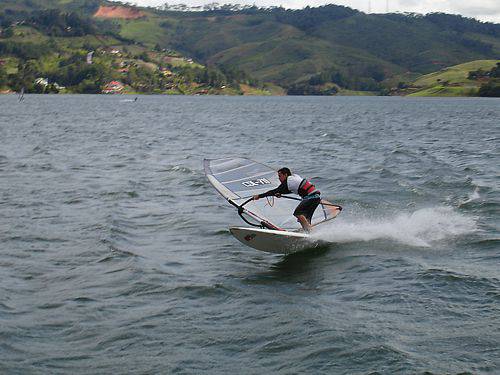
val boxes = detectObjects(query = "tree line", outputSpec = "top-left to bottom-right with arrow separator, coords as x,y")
470,63 -> 500,97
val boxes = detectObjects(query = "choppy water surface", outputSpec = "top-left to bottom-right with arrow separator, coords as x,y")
1,95 -> 499,374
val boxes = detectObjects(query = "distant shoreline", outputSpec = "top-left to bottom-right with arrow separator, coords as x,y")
2,92 -> 499,98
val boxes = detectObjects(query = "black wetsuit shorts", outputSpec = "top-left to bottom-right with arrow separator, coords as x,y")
293,194 -> 321,223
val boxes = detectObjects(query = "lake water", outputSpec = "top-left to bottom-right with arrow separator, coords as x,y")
1,95 -> 499,374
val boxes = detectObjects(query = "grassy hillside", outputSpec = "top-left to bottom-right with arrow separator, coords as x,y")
413,60 -> 500,86
2,0 -> 500,95
401,60 -> 500,96
0,32 -> 265,94
137,6 -> 500,93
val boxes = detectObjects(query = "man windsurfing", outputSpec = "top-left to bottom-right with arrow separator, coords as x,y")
253,167 -> 320,232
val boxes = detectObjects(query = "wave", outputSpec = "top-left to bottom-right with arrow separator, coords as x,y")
312,206 -> 477,247
460,186 -> 481,206
468,186 -> 481,201
159,164 -> 197,175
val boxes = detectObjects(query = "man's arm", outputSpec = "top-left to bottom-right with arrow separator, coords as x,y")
254,180 -> 290,200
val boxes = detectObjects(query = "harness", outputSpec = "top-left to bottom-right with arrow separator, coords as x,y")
298,179 -> 318,197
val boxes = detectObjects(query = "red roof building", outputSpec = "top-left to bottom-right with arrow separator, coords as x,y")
102,81 -> 125,94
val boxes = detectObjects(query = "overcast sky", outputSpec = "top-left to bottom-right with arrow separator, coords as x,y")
129,0 -> 500,23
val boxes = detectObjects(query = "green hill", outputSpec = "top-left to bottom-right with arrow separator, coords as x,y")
156,7 -> 500,92
2,0 -> 500,95
0,1 -> 269,94
395,60 -> 500,96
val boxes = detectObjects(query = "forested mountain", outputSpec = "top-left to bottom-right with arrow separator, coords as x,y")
1,0 -> 500,95
165,5 -> 500,92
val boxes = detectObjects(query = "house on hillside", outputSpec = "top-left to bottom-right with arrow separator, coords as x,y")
101,47 -> 122,57
102,81 -> 125,94
35,78 -> 49,87
34,78 -> 65,92
53,82 -> 65,90
86,51 -> 94,65
160,67 -> 173,77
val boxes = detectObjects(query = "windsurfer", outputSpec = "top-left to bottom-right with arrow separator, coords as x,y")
253,167 -> 321,232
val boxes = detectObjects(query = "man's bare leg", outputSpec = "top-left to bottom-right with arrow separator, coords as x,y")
296,215 -> 312,233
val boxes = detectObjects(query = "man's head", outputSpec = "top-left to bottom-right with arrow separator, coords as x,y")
277,167 -> 291,183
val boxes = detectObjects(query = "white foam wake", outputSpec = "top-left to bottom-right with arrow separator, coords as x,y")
460,186 -> 481,205
311,206 -> 477,247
